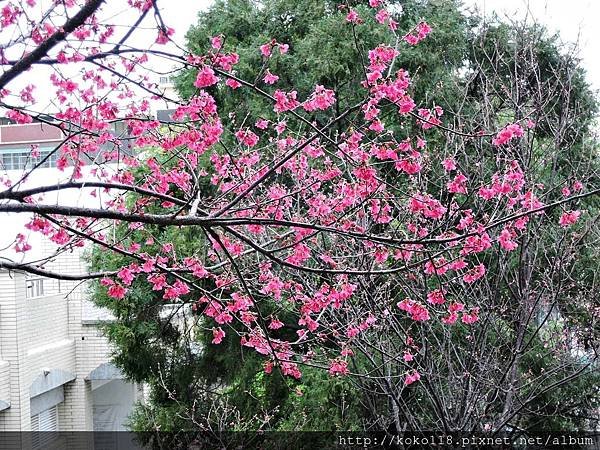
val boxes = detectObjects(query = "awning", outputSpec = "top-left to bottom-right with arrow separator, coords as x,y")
30,369 -> 76,398
85,363 -> 125,381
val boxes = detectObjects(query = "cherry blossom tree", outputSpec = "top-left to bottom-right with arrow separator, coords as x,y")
0,0 -> 598,435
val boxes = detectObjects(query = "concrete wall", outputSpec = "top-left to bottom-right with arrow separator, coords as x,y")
0,270 -> 33,431
0,245 -> 136,431
0,271 -> 78,431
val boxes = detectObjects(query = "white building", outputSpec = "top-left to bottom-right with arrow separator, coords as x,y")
0,120 -> 141,436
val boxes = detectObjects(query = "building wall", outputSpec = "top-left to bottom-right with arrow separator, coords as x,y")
0,123 -> 62,145
0,251 -> 135,432
0,271 -> 78,431
0,270 -> 32,431
41,243 -> 117,431
0,121 -> 143,434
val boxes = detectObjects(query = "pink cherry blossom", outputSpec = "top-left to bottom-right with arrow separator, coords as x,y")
492,123 -> 524,146
404,370 -> 421,385
194,66 -> 219,88
329,360 -> 349,376
117,267 -> 135,286
498,228 -> 518,251
210,35 -> 223,50
463,264 -> 486,284
268,318 -> 284,330
0,1 -> 593,388
346,9 -> 360,23
559,210 -> 581,227
427,290 -> 446,305
442,158 -> 457,171
235,128 -> 260,147
273,89 -> 299,112
225,78 -> 242,89
404,21 -> 432,45
255,118 -> 269,129
461,308 -> 480,325
447,172 -> 468,194
263,70 -> 279,85
6,109 -> 33,124
107,283 -> 127,300
260,42 -> 273,57
303,85 -> 336,111
212,327 -> 225,344
155,26 -> 174,44
397,298 -> 430,321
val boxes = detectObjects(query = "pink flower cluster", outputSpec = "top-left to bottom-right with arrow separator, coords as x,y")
346,9 -> 361,24
329,360 -> 350,376
1,3 -> 21,28
194,66 -> 219,88
273,89 -> 300,113
492,123 -> 524,146
263,69 -> 279,85
13,233 -> 31,253
397,298 -> 430,322
235,128 -> 260,147
212,327 -> 225,344
498,228 -> 518,251
417,106 -> 443,130
303,85 -> 336,111
101,278 -> 127,300
442,302 -> 464,325
447,172 -> 468,194
155,26 -> 174,44
404,370 -> 421,386
5,109 -> 32,124
408,193 -> 447,220
559,210 -> 581,227
260,40 -> 289,57
404,22 -> 432,45
427,289 -> 446,305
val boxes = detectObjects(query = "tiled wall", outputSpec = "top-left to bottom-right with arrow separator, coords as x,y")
0,243 -> 117,431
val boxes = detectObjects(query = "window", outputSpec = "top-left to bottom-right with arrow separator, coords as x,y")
159,76 -> 169,84
31,406 -> 58,431
26,278 -> 45,299
0,147 -> 59,171
31,406 -> 59,449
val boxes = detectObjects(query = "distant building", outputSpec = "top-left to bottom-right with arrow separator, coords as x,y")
0,117 -> 135,173
156,108 -> 178,123
0,121 -> 63,171
0,250 -> 143,434
0,120 -> 142,437
157,75 -> 179,108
